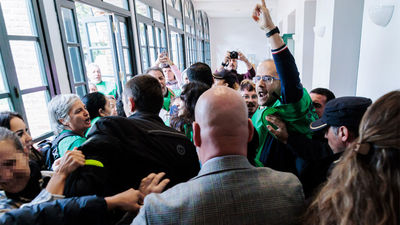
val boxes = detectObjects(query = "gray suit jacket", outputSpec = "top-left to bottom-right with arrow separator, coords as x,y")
132,155 -> 304,225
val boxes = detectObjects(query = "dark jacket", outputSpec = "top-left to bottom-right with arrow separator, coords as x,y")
64,112 -> 200,198
0,195 -> 107,225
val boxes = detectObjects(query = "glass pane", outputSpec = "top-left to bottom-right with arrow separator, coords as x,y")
135,0 -> 150,18
0,98 -> 12,111
175,0 -> 181,11
10,41 -> 46,90
103,0 -> 129,10
75,85 -> 87,98
147,25 -> 154,47
123,48 -> 131,74
61,7 -> 78,43
152,9 -> 164,23
155,27 -> 160,48
68,47 -> 85,83
161,29 -> 167,48
1,0 -> 37,36
139,23 -> 146,46
177,19 -> 183,29
22,91 -> 51,138
120,22 -> 129,46
0,54 -> 9,94
149,47 -> 156,66
87,22 -> 110,47
141,47 -> 149,70
90,49 -> 114,76
168,15 -> 175,27
167,0 -> 174,7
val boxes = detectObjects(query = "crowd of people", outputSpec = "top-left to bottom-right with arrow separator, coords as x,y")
1,0 -> 399,224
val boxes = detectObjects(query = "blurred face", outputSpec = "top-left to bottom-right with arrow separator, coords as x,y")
182,73 -> 189,85
10,117 -> 32,154
162,68 -> 175,82
0,141 -> 30,193
148,70 -> 167,96
89,83 -> 98,93
88,66 -> 102,84
100,97 -> 112,117
108,97 -> 117,116
240,89 -> 258,117
213,78 -> 227,87
227,59 -> 238,71
176,98 -> 185,116
310,93 -> 327,118
255,61 -> 281,106
64,100 -> 91,136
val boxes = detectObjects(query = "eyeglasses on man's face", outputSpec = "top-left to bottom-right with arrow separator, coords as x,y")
253,75 -> 280,83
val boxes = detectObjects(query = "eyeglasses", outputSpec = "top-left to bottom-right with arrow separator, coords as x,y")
253,75 -> 280,83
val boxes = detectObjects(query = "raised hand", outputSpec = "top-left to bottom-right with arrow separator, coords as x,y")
252,0 -> 276,32
54,148 -> 85,176
105,188 -> 144,212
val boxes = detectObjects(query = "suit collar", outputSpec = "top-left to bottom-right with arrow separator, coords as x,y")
192,155 -> 253,180
128,111 -> 164,124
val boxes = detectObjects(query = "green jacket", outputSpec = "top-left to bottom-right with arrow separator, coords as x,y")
251,88 -> 318,167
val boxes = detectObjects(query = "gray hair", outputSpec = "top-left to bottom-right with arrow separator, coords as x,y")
0,127 -> 24,153
48,94 -> 80,135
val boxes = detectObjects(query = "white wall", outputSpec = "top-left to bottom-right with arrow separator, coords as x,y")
209,17 -> 270,73
357,0 -> 400,100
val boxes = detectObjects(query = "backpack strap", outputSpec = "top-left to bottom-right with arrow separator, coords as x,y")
51,130 -> 77,146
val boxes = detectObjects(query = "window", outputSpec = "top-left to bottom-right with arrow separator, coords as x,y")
0,0 -> 57,139
166,0 -> 185,70
136,0 -> 167,71
56,0 -> 136,97
183,0 -> 196,65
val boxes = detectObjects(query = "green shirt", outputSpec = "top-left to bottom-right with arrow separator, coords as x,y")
251,88 -> 318,167
96,81 -> 117,98
57,130 -> 86,157
163,89 -> 175,112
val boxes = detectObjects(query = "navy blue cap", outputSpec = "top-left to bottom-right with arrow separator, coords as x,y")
310,96 -> 372,131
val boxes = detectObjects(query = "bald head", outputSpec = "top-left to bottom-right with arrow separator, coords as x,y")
193,86 -> 253,164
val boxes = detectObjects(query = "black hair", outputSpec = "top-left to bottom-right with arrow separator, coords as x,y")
145,66 -> 163,75
187,62 -> 213,87
81,92 -> 107,120
214,69 -> 238,89
170,82 -> 209,132
124,75 -> 163,114
311,88 -> 336,102
116,97 -> 126,117
0,127 -> 24,153
0,111 -> 24,129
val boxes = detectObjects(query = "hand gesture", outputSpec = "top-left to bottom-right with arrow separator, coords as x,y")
266,115 -> 288,144
139,172 -> 170,196
54,147 -> 85,176
105,188 -> 144,212
252,0 -> 275,32
238,51 -> 248,63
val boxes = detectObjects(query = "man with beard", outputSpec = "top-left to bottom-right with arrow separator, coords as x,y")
217,51 -> 255,83
251,0 -> 318,174
239,79 -> 258,118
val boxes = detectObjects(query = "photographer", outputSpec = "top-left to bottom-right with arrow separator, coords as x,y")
217,51 -> 256,83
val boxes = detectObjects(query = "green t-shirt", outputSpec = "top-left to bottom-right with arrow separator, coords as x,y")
96,81 -> 117,98
163,89 -> 175,112
57,130 -> 86,157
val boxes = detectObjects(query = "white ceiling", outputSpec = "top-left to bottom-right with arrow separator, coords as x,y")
193,0 -> 278,18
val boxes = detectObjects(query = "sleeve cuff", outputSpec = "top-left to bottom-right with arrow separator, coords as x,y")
271,44 -> 288,55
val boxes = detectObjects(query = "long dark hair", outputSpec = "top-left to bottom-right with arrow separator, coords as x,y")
304,90 -> 400,225
170,82 -> 209,132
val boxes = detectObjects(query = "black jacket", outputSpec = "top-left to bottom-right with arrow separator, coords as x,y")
64,112 -> 200,198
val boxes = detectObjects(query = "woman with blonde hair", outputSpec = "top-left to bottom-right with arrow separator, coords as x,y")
304,90 -> 400,225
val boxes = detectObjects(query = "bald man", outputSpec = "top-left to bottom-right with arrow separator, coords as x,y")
132,87 -> 304,225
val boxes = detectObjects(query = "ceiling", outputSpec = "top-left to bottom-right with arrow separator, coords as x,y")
193,0 -> 278,18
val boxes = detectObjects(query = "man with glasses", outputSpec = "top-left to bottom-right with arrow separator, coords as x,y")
251,0 -> 318,175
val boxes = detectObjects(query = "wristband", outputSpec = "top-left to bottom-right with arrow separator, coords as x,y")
266,26 -> 280,38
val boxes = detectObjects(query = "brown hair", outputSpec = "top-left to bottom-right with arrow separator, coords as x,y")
304,90 -> 400,225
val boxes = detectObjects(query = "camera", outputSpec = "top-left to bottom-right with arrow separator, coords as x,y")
229,51 -> 238,59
